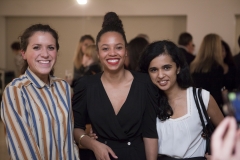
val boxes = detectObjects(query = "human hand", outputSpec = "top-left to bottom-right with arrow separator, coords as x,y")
88,127 -> 98,140
211,117 -> 240,160
85,125 -> 98,140
65,70 -> 73,85
205,153 -> 211,160
92,141 -> 118,160
65,77 -> 72,85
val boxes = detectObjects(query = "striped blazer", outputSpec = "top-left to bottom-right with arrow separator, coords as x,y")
1,68 -> 79,160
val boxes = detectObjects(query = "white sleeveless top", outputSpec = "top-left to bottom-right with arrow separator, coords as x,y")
157,87 -> 210,158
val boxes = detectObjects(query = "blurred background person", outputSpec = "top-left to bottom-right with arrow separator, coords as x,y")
233,35 -> 240,90
125,37 -> 149,71
11,41 -> 24,77
221,40 -> 237,91
136,33 -> 150,43
70,35 -> 95,87
81,44 -> 102,75
178,32 -> 195,66
75,44 -> 102,160
190,34 -> 225,112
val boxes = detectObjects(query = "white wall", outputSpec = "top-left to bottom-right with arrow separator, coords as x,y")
0,0 -> 240,70
236,15 -> 240,54
0,17 -> 6,69
5,16 -> 186,78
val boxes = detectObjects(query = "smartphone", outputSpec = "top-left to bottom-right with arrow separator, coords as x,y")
222,90 -> 240,124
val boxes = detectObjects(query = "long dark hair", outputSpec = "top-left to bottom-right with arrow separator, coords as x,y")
127,37 -> 149,70
221,40 -> 235,67
139,40 -> 192,121
20,24 -> 59,75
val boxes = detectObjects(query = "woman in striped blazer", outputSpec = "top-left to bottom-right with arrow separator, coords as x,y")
1,24 -> 79,160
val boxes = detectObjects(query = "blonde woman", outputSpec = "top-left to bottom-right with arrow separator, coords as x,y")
190,34 -> 225,109
71,35 -> 95,86
82,45 -> 102,75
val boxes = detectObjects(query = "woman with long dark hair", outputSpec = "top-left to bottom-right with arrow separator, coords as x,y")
139,40 -> 224,160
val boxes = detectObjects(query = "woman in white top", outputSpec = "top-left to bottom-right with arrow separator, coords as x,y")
139,40 -> 224,160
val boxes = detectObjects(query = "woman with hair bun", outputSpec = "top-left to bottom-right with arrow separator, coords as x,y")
72,12 -> 158,160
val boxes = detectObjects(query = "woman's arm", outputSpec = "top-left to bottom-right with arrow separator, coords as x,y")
207,95 -> 224,126
1,86 -> 42,160
142,77 -> 159,160
74,128 -> 118,160
72,78 -> 117,160
74,128 -> 92,148
143,138 -> 158,160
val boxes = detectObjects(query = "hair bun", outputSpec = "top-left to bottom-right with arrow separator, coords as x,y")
96,11 -> 127,47
102,12 -> 123,29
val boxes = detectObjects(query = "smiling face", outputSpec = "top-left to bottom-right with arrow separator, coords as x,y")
148,54 -> 180,93
97,31 -> 127,72
22,31 -> 57,83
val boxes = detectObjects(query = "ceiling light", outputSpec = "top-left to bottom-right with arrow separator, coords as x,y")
77,0 -> 87,5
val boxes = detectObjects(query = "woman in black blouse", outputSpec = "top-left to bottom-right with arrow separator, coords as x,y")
72,12 -> 158,160
190,34 -> 225,109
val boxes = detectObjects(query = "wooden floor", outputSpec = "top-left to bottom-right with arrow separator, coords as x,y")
0,120 -> 10,160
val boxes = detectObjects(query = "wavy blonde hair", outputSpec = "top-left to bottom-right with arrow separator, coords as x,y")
73,35 -> 94,69
190,34 -> 223,73
84,45 -> 100,64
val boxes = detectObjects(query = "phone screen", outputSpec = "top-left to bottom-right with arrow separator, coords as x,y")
228,92 -> 240,123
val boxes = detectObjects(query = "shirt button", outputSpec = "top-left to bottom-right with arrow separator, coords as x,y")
127,142 -> 131,145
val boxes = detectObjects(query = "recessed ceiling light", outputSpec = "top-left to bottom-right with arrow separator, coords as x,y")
77,0 -> 87,5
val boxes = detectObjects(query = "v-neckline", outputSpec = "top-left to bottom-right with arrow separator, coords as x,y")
99,71 -> 135,116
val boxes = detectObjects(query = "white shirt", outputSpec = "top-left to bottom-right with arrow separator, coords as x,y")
157,87 -> 209,158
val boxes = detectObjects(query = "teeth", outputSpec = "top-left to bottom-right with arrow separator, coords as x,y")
39,60 -> 50,64
159,80 -> 167,85
107,59 -> 118,63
